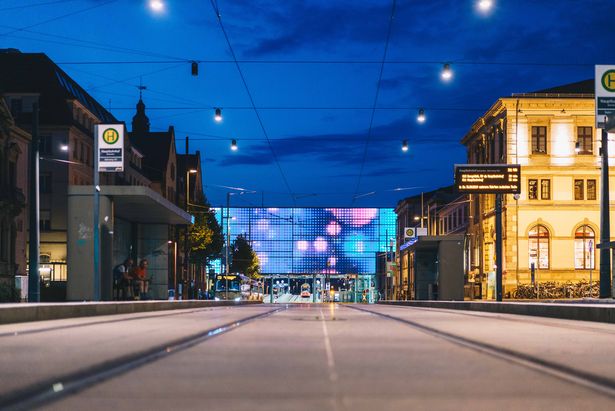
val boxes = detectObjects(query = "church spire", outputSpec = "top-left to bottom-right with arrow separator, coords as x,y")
132,83 -> 150,135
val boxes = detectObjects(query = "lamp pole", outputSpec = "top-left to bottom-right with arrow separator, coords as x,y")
600,126 -> 611,298
184,169 -> 196,299
226,192 -> 231,300
28,102 -> 40,302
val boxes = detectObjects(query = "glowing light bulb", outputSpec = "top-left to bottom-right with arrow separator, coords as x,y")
441,63 -> 453,81
214,108 -> 223,122
417,108 -> 426,123
477,0 -> 493,12
231,139 -> 238,151
149,0 -> 164,12
402,140 -> 409,152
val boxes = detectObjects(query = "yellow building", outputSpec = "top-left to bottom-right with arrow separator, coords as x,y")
462,80 -> 614,298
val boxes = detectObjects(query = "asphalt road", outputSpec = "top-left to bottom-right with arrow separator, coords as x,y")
2,304 -> 615,410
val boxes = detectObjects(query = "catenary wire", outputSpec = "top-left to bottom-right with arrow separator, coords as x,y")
208,0 -> 296,205
352,0 -> 397,206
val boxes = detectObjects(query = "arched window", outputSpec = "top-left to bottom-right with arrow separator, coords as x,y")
529,225 -> 549,269
574,225 -> 595,269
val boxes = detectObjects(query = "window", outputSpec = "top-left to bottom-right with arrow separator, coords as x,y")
541,179 -> 551,200
528,179 -> 538,199
529,225 -> 549,269
574,180 -> 584,200
40,173 -> 52,194
80,142 -> 84,162
531,126 -> 547,154
574,225 -> 595,269
40,210 -> 51,231
587,179 -> 597,200
72,139 -> 78,160
577,127 -> 593,154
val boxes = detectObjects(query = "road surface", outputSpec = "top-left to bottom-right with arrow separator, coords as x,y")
2,303 -> 615,410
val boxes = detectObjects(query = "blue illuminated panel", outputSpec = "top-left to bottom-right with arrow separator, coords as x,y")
214,208 -> 396,275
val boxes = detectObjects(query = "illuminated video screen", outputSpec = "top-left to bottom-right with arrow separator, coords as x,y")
212,208 -> 396,276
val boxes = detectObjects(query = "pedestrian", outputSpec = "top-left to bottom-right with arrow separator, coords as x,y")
131,259 -> 150,299
113,258 -> 134,300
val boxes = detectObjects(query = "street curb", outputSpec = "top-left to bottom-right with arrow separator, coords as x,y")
378,301 -> 615,324
0,300 -> 262,325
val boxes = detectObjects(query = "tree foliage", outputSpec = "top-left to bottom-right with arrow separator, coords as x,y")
188,203 -> 223,267
230,234 -> 260,279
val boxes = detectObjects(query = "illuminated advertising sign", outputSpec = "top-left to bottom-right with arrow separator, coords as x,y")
213,208 -> 396,275
455,164 -> 521,194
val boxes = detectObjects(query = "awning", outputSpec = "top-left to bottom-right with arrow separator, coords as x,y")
68,185 -> 192,225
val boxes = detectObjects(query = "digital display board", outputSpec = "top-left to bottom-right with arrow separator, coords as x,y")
212,208 -> 396,276
455,164 -> 521,194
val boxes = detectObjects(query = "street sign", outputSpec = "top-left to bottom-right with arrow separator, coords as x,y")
96,124 -> 124,172
404,227 -> 416,239
455,164 -> 521,194
595,66 -> 615,129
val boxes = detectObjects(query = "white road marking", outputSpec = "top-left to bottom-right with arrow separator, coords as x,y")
320,308 -> 338,382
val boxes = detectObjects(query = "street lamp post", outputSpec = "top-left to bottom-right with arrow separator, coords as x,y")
28,102 -> 40,302
184,169 -> 197,299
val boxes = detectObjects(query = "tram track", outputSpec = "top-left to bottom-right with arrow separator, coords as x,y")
1,305 -> 287,411
345,304 -> 615,399
0,305 -> 252,338
379,303 -> 615,336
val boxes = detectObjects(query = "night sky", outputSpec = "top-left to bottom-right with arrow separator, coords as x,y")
2,0 -> 615,207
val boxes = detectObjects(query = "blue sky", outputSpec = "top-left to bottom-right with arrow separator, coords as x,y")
1,0 -> 614,207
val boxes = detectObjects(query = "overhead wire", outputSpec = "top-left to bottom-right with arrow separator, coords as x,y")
0,0 -> 118,37
352,0 -> 397,206
208,0 -> 297,205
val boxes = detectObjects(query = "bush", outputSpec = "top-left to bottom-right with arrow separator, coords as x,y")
511,280 -> 600,299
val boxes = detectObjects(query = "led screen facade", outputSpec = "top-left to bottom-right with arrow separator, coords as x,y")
212,208 -> 396,276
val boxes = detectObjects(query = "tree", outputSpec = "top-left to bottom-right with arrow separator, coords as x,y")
188,202 -> 223,268
230,234 -> 260,279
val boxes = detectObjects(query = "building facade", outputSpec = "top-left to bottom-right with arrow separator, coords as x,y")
462,79 -> 613,298
0,98 -> 30,299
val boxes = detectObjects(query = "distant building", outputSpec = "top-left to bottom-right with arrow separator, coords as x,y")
394,186 -> 468,300
0,97 -> 30,298
462,79 -> 609,298
0,51 -> 191,301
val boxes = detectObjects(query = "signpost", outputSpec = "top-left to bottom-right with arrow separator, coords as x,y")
93,124 -> 124,301
455,164 -> 521,301
595,67 -> 613,298
404,227 -> 416,239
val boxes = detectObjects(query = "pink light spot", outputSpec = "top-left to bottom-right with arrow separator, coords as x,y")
314,237 -> 328,252
297,240 -> 309,251
326,221 -> 341,236
327,257 -> 337,267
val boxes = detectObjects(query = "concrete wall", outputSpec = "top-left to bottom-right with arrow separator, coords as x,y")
66,192 -> 113,301
438,236 -> 465,301
137,224 -> 169,300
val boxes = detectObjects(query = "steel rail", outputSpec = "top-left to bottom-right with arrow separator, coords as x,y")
344,304 -> 615,399
2,305 -> 287,410
0,306 -> 247,338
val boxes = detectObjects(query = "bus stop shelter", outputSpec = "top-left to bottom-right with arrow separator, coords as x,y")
66,185 -> 192,301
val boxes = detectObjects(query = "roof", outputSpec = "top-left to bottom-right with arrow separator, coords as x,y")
512,79 -> 594,98
129,127 -> 174,182
68,185 -> 191,225
0,51 -> 116,126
